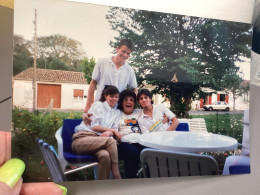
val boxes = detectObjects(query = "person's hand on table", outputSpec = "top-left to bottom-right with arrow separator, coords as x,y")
0,131 -> 67,195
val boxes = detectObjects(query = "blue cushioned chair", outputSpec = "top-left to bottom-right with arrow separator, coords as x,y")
229,165 -> 251,174
55,119 -> 98,179
175,122 -> 189,131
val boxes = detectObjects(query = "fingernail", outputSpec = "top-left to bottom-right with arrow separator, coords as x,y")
0,158 -> 25,189
56,184 -> 67,195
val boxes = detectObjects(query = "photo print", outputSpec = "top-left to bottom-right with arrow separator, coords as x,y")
12,0 -> 252,182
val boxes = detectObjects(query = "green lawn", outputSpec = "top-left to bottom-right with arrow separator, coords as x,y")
191,113 -> 244,143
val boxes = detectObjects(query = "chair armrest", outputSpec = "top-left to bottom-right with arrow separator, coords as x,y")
55,127 -> 64,160
64,162 -> 98,175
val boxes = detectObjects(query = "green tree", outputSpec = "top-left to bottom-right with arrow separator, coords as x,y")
13,34 -> 33,75
36,34 -> 86,69
106,8 -> 251,117
14,34 -> 88,74
36,57 -> 69,71
222,68 -> 243,111
81,57 -> 96,83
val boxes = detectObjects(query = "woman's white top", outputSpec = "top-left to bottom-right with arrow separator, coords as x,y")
75,101 -> 121,134
119,109 -> 143,143
118,109 -> 142,136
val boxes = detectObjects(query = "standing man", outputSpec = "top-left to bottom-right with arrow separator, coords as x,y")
83,39 -> 137,121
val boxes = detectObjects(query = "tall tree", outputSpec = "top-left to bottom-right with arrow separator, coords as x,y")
106,8 -> 251,117
81,57 -> 96,83
222,68 -> 245,111
36,34 -> 86,68
13,34 -> 33,75
14,34 -> 87,73
36,57 -> 69,71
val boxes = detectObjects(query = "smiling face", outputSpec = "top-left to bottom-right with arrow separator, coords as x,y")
115,45 -> 132,64
105,94 -> 119,108
138,94 -> 153,108
122,96 -> 135,115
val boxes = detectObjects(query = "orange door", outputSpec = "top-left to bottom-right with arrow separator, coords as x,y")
225,95 -> 229,103
200,99 -> 204,108
217,94 -> 220,101
37,84 -> 61,108
209,95 -> 212,104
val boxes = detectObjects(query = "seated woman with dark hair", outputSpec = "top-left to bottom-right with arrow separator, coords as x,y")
137,89 -> 179,133
117,89 -> 172,178
117,89 -> 145,179
71,85 -> 121,180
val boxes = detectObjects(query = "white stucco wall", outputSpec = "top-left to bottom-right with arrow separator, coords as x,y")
61,83 -> 89,110
228,93 -> 250,111
13,80 -> 33,109
190,92 -> 250,111
13,80 -> 90,110
153,94 -> 170,107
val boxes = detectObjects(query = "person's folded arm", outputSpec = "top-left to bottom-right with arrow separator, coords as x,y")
167,117 -> 179,131
92,126 -> 120,140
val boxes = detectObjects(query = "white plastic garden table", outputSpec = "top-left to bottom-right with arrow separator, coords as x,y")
133,131 -> 238,153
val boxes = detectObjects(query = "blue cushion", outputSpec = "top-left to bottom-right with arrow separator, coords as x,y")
62,119 -> 82,153
176,123 -> 189,131
229,165 -> 250,174
64,152 -> 97,163
62,119 -> 98,163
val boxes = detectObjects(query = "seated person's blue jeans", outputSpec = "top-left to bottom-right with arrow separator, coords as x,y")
118,142 -> 146,178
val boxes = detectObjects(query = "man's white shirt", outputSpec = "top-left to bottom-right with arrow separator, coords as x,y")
92,58 -> 137,101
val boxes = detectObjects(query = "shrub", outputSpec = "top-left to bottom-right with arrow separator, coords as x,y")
12,107 -> 83,182
12,108 -> 244,181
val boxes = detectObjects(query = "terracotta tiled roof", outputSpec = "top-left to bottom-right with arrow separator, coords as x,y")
14,68 -> 87,84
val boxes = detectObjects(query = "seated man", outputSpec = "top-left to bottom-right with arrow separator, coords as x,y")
137,89 -> 179,133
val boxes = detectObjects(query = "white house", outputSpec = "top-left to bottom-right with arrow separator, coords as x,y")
13,68 -> 89,111
144,81 -> 249,111
191,81 -> 250,111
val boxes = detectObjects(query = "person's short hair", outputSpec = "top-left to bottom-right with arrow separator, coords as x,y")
118,39 -> 135,52
117,89 -> 137,111
99,85 -> 119,102
137,89 -> 153,107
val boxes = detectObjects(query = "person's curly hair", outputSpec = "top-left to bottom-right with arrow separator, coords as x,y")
117,89 -> 137,111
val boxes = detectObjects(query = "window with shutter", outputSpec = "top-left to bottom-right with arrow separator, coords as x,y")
74,89 -> 84,100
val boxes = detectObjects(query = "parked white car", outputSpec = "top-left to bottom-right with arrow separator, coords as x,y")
203,101 -> 230,111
